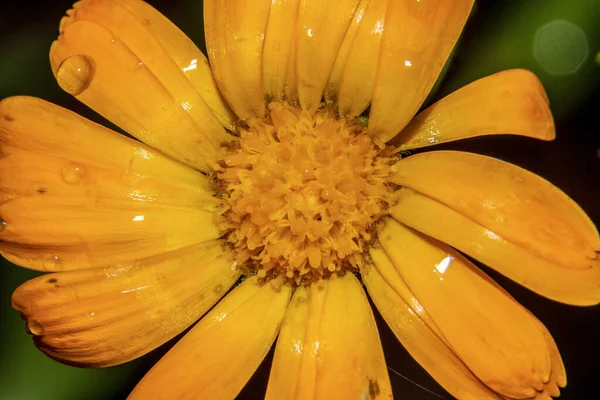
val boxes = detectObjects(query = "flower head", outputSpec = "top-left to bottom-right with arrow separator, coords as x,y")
1,0 -> 598,399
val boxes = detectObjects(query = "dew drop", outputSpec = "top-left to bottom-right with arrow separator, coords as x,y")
27,319 -> 44,335
61,163 -> 85,184
56,54 -> 95,96
42,255 -> 61,271
0,219 -> 6,232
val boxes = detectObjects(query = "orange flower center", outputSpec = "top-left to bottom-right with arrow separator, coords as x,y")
215,102 -> 397,284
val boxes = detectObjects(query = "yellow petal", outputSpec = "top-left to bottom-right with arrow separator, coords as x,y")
379,218 -> 564,399
324,0 -> 370,105
391,187 -> 600,305
266,273 -> 392,399
112,0 -> 236,129
368,247 -> 447,343
51,13 -> 230,172
0,97 -> 221,271
337,0 -> 388,117
263,0 -> 301,103
128,276 -> 291,400
204,0 -> 270,119
369,0 -> 474,142
296,0 -> 360,113
11,241 -> 238,367
392,69 -> 555,148
390,151 -> 599,269
362,254 -> 502,400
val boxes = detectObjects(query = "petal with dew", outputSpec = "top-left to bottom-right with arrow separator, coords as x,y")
128,276 -> 291,400
0,97 -> 221,271
204,0 -> 271,120
11,241 -> 238,367
51,15 -> 229,172
391,187 -> 600,305
296,0 -> 360,113
392,69 -> 555,148
263,0 -> 301,103
363,251 -> 502,400
111,0 -> 236,129
369,0 -> 473,142
379,218 -> 565,399
390,151 -> 599,269
337,0 -> 387,117
266,273 -> 392,399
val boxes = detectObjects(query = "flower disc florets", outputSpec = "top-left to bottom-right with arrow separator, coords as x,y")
215,102 -> 398,284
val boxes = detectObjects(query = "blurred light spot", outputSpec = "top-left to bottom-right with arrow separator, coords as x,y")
404,60 -> 412,67
534,19 -> 588,75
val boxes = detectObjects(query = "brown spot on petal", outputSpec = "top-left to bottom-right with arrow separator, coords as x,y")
368,379 -> 380,399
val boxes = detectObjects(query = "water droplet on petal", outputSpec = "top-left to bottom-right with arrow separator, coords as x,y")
0,219 -> 6,232
61,163 -> 85,184
42,255 -> 61,271
56,54 -> 95,96
27,319 -> 44,335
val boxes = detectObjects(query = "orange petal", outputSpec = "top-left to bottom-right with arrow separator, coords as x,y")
390,151 -> 599,270
204,0 -> 271,119
336,0 -> 388,117
266,273 -> 392,399
379,218 -> 564,399
263,0 -> 301,103
362,253 -> 502,400
128,276 -> 291,400
0,97 -> 221,271
51,9 -> 230,172
369,0 -> 474,142
11,241 -> 238,367
391,187 -> 600,305
324,0 -> 370,104
392,69 -> 555,148
296,0 -> 361,112
112,0 -> 237,129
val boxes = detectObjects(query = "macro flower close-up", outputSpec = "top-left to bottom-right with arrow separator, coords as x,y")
1,0 -> 599,399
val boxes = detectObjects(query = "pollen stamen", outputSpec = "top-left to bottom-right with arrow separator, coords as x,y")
216,102 -> 397,284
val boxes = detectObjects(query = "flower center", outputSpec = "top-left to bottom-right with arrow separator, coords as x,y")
215,102 -> 397,284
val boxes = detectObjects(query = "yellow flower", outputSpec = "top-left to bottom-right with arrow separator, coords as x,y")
1,0 -> 598,399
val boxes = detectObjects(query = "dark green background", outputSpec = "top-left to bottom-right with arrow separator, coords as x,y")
1,1 -> 599,399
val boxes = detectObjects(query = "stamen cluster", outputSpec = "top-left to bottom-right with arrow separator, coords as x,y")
216,103 -> 397,284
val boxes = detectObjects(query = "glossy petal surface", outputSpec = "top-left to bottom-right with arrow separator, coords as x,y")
393,69 -> 555,148
325,0 -> 369,105
369,0 -> 473,142
263,0 -> 301,103
205,0 -> 271,119
51,12 -> 229,172
336,0 -> 387,117
128,276 -> 291,400
391,188 -> 600,305
266,273 -> 392,399
113,0 -> 236,129
390,151 -> 599,269
0,97 -> 220,271
363,249 -> 502,400
12,241 -> 238,367
379,218 -> 565,398
296,0 -> 360,112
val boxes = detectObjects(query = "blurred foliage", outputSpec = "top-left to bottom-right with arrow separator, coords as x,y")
0,0 -> 599,399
